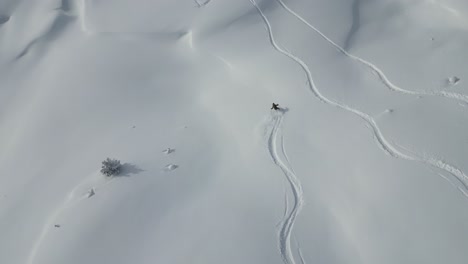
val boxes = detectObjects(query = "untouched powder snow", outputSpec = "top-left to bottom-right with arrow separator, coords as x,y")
1,0 -> 468,263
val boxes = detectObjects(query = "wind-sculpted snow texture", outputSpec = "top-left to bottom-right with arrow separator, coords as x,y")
1,0 -> 468,263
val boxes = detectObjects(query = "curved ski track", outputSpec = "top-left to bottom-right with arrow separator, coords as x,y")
251,3 -> 468,244
276,0 -> 468,105
294,236 -> 306,264
267,111 -> 304,264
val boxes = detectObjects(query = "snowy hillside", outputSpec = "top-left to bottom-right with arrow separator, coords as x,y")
1,0 -> 468,263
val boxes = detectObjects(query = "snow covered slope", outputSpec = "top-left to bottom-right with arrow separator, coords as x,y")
1,0 -> 467,263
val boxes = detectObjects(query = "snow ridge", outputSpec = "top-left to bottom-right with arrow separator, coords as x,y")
250,0 -> 468,200
57,0 -> 90,34
267,111 -> 304,264
276,0 -> 468,105
76,0 -> 90,34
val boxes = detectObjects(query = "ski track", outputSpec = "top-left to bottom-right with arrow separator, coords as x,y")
18,1 -> 468,264
277,187 -> 289,228
281,131 -> 295,174
396,143 -> 468,198
434,170 -> 468,198
276,186 -> 289,228
27,173 -> 113,264
298,248 -> 306,264
275,0 -> 468,105
250,2 -> 468,246
294,236 -> 306,264
267,111 -> 304,264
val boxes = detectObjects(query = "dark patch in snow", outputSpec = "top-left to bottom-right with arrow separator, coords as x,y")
87,188 -> 95,198
14,13 -> 74,61
274,107 -> 289,114
344,0 -> 362,51
0,15 -> 10,25
59,0 -> 71,12
119,163 -> 144,176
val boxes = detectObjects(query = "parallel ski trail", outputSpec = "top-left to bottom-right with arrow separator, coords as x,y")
250,1 -> 468,234
277,187 -> 289,228
281,130 -> 295,174
267,111 -> 304,264
276,0 -> 468,105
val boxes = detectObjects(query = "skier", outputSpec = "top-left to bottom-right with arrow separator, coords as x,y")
271,103 -> 280,110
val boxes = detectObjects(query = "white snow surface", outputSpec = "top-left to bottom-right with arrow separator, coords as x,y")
1,0 -> 468,263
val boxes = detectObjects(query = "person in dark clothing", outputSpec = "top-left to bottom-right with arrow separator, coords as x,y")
271,103 -> 280,110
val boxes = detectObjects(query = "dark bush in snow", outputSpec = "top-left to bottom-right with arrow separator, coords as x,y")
101,158 -> 122,177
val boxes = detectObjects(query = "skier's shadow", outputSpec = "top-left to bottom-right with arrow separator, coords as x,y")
278,107 -> 289,114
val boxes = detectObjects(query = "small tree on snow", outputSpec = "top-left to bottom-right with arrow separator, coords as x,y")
101,158 -> 122,177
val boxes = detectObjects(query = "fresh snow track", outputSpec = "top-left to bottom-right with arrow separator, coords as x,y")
275,0 -> 468,105
276,187 -> 289,228
250,0 -> 468,208
267,111 -> 304,264
281,133 -> 295,175
294,236 -> 306,264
